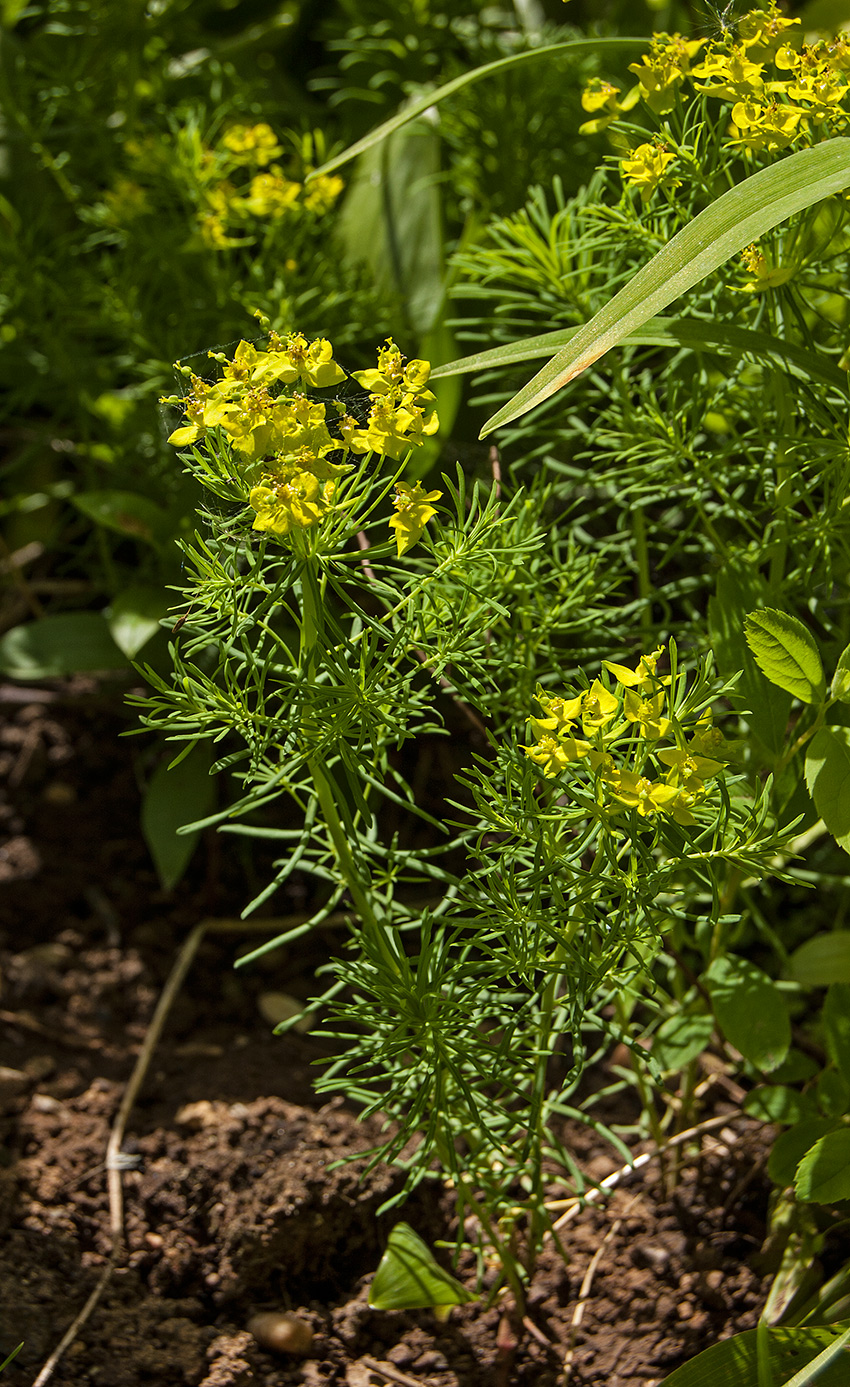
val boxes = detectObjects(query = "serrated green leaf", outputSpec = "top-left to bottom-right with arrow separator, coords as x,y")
705,956 -> 790,1073
657,1322 -> 850,1387
795,1128 -> 850,1203
141,742 -> 215,892
768,1119 -> 840,1188
368,1223 -> 476,1311
744,610 -> 825,705
805,727 -> 850,855
789,932 -> 850,987
480,139 -> 850,436
0,612 -> 127,678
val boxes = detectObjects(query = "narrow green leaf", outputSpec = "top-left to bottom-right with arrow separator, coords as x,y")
0,612 -> 127,679
782,1326 -> 850,1387
744,610 -> 826,705
705,956 -> 790,1073
429,316 -> 846,391
805,727 -> 850,855
789,931 -> 850,987
141,742 -> 215,892
310,38 -> 646,179
480,139 -> 850,436
657,1323 -> 850,1387
368,1223 -> 476,1311
795,1128 -> 850,1203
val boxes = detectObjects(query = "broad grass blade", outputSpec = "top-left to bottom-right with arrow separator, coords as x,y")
480,139 -> 850,436
429,316 -> 846,390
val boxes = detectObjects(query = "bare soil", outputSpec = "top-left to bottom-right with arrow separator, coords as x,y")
0,681 -> 773,1387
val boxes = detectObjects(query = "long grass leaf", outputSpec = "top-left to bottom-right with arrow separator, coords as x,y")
430,315 -> 845,389
480,138 -> 850,435
309,38 -> 646,179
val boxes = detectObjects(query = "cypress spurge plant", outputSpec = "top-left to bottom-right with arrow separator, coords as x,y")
139,326 -> 796,1327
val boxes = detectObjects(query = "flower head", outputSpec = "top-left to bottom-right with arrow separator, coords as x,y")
249,468 -> 329,537
525,734 -> 591,777
629,34 -> 705,113
221,123 -> 283,167
388,481 -> 442,556
621,143 -> 679,203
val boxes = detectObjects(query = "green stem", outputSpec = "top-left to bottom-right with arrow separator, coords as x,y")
632,506 -> 652,640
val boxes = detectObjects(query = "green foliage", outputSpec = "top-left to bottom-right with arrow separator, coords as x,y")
657,1323 -> 850,1387
368,1223 -> 476,1313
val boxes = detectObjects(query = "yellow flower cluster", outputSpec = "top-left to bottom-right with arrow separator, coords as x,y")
199,124 -> 344,249
341,339 -> 440,462
583,4 -> 850,202
524,647 -> 729,829
165,333 -> 441,546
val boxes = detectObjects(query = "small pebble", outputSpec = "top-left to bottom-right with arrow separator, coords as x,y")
249,1311 -> 314,1356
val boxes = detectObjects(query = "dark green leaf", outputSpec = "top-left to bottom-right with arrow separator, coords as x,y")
141,742 -> 215,892
824,984 -> 850,1077
790,932 -> 850,987
0,613 -> 127,679
705,956 -> 790,1073
768,1119 -> 840,1188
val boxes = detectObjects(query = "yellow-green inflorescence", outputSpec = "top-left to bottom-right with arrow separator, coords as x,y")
164,332 -> 441,548
582,3 -> 850,203
525,646 -> 730,829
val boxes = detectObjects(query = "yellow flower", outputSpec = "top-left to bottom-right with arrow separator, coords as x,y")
736,242 -> 796,292
251,334 -> 347,390
738,5 -> 799,61
388,481 -> 442,556
628,34 -> 705,114
603,646 -> 670,691
242,167 -> 302,218
529,691 -> 584,738
609,770 -> 680,818
621,143 -> 679,204
578,77 -> 640,133
623,689 -> 670,739
657,746 -> 722,788
249,469 -> 328,536
221,123 -> 283,166
728,97 -> 805,152
342,398 -> 439,461
302,173 -> 344,215
525,734 -> 592,777
691,46 -> 766,101
352,339 -> 433,400
579,680 -> 619,735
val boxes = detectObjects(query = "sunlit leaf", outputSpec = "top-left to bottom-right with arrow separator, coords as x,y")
480,139 -> 850,435
368,1223 -> 476,1312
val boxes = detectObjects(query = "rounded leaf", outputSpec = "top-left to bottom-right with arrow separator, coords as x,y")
744,609 -> 825,705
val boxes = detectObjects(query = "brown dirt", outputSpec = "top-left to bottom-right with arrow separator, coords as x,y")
0,681 -> 774,1387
